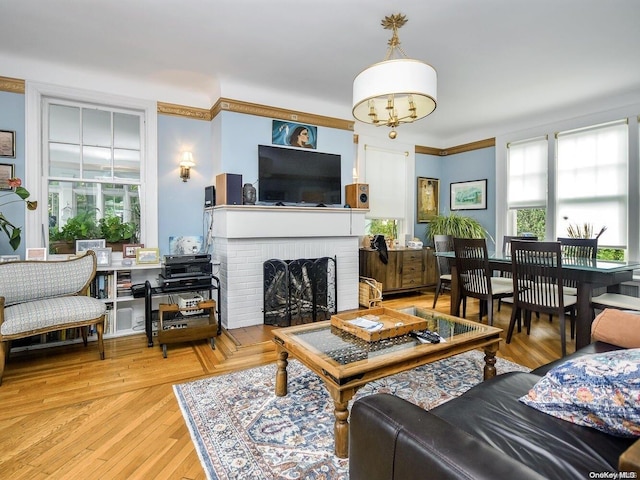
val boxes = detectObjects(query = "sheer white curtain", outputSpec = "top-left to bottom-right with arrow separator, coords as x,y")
507,137 -> 548,209
556,121 -> 628,248
363,145 -> 407,219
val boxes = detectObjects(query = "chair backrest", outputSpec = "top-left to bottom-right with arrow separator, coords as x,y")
557,237 -> 598,259
433,234 -> 453,276
511,240 -> 566,313
453,237 -> 492,297
503,235 -> 539,255
0,251 -> 97,306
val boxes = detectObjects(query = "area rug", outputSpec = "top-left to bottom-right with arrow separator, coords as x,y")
174,350 -> 530,480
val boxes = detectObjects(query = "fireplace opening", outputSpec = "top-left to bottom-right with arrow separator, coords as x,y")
263,256 -> 337,326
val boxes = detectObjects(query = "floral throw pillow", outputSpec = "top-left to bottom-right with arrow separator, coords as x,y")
520,349 -> 640,437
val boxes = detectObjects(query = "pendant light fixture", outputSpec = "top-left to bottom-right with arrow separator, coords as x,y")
352,13 -> 437,139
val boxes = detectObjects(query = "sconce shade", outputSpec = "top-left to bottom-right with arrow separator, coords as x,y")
180,151 -> 195,168
180,151 -> 195,182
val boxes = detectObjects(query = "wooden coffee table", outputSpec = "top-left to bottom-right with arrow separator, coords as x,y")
273,306 -> 502,458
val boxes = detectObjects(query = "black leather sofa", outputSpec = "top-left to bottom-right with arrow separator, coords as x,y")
349,341 -> 640,480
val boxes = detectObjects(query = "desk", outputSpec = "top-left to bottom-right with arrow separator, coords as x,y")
436,251 -> 640,350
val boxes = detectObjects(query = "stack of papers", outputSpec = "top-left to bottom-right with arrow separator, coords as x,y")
348,317 -> 384,332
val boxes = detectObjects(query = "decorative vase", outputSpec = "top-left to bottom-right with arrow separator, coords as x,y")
243,183 -> 256,205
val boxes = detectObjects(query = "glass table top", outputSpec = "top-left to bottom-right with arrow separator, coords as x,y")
285,306 -> 489,366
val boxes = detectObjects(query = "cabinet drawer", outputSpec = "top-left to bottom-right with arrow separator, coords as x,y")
402,251 -> 423,264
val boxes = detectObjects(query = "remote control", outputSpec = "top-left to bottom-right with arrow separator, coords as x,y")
410,330 -> 441,344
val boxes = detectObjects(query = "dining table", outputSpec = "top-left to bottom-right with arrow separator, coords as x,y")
435,251 -> 640,350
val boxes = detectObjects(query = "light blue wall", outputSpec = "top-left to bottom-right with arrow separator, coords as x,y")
416,146 -> 497,248
157,114 -> 214,256
218,111 -> 355,199
0,91 -> 27,257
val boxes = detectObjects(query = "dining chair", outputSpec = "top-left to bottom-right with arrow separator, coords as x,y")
558,237 -> 598,295
432,234 -> 453,308
452,237 -> 513,326
496,236 -> 538,310
506,240 -> 577,357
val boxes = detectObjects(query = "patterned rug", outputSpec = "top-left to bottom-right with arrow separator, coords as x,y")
174,350 -> 529,480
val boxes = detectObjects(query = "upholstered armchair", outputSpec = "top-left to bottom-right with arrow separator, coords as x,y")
0,251 -> 107,385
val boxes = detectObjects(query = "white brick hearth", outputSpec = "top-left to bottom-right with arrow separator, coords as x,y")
211,205 -> 366,330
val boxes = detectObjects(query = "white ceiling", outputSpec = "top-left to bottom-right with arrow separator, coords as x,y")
2,0 -> 640,146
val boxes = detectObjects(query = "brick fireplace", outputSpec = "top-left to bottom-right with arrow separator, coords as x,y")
211,205 -> 366,330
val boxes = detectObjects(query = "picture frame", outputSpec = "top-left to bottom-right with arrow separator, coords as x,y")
450,179 -> 487,211
0,130 -> 16,158
417,177 -> 439,223
93,247 -> 112,267
0,254 -> 20,263
271,120 -> 317,149
136,247 -> 160,264
76,239 -> 106,254
0,163 -> 14,191
123,243 -> 144,258
169,236 -> 203,255
26,247 -> 47,261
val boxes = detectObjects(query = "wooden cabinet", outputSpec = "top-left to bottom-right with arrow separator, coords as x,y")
359,247 -> 437,295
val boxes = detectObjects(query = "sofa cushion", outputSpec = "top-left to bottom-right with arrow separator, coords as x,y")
520,349 -> 640,438
431,372 -> 636,478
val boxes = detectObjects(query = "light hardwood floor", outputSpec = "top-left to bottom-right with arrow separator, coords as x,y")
0,290 -> 575,479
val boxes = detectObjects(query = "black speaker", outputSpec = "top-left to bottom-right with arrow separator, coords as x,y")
345,183 -> 369,208
215,173 -> 243,205
204,185 -> 215,207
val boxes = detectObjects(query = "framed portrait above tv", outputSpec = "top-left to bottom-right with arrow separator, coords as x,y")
450,179 -> 487,210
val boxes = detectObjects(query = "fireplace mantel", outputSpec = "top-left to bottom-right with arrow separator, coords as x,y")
210,205 -> 367,330
211,205 -> 367,239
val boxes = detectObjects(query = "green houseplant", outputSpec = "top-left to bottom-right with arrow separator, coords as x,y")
98,215 -> 138,244
425,213 -> 490,242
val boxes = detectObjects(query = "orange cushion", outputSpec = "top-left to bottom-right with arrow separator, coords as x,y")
591,309 -> 640,348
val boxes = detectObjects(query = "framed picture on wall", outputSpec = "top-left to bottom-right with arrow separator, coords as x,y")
271,120 -> 317,149
0,163 -> 14,191
417,177 -> 439,223
0,130 -> 16,158
450,179 -> 487,210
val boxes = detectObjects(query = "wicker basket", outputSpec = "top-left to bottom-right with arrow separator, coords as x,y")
359,276 -> 383,308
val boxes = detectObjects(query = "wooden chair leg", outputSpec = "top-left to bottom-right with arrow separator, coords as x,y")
81,326 -> 89,346
0,341 -> 7,386
96,317 -> 105,360
559,313 -> 567,357
432,280 -> 442,308
506,307 -> 520,343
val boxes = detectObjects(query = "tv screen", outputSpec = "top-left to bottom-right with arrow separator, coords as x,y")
258,145 -> 342,205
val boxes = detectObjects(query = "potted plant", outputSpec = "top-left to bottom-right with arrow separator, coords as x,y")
49,211 -> 101,253
98,214 -> 139,248
425,213 -> 490,243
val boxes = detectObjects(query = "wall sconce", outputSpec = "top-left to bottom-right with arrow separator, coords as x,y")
179,151 -> 195,182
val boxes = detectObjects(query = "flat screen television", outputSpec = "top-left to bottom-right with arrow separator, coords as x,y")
258,145 -> 342,205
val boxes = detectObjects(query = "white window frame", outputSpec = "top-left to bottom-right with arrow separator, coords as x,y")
356,135 -> 415,242
25,82 -> 158,249
496,104 -> 640,260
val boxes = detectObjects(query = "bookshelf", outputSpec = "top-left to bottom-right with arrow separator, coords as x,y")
94,261 -> 163,338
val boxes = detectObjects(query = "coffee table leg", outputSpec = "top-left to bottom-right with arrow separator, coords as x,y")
275,350 -> 288,397
333,400 -> 350,458
483,342 -> 499,380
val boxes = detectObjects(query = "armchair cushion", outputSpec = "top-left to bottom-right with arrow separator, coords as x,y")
1,296 -> 106,336
520,349 -> 640,437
